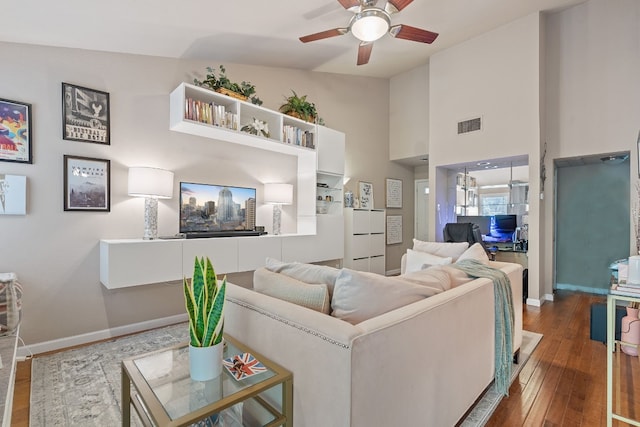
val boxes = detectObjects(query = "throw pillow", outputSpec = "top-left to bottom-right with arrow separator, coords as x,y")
253,268 -> 331,314
439,265 -> 474,288
456,243 -> 490,265
265,258 -> 340,296
404,249 -> 452,274
400,266 -> 452,292
412,239 -> 469,261
331,269 -> 440,324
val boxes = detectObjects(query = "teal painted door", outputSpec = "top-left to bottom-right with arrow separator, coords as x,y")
555,160 -> 630,293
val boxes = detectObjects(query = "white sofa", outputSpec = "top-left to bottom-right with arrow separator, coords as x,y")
224,260 -> 522,427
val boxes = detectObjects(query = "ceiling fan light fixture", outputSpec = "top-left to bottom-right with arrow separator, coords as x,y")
350,9 -> 390,42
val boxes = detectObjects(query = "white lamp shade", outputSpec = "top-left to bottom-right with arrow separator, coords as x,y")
128,167 -> 174,199
264,183 -> 293,205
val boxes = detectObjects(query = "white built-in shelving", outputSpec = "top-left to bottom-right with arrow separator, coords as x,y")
99,83 -> 347,289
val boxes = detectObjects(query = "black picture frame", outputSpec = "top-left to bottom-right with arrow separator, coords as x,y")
0,97 -> 32,164
63,155 -> 111,212
62,83 -> 110,145
637,130 -> 640,178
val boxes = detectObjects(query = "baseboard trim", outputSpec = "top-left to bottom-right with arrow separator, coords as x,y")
386,268 -> 401,276
555,283 -> 609,295
18,313 -> 188,358
526,298 -> 543,307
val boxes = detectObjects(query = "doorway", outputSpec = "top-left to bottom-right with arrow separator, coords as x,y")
415,179 -> 429,241
554,153 -> 630,294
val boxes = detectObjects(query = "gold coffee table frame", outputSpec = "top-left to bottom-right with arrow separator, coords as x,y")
122,334 -> 293,427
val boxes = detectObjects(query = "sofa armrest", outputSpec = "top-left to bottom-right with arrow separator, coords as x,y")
224,283 -> 362,427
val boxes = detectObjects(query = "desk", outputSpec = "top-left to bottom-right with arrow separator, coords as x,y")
607,292 -> 640,427
493,250 -> 528,268
122,334 -> 293,427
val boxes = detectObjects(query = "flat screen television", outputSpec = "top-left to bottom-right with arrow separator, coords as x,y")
180,182 -> 258,237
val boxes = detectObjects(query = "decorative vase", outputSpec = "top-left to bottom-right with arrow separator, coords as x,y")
621,307 -> 640,356
189,342 -> 224,381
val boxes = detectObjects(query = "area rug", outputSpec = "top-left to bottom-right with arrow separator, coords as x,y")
30,322 -> 188,426
30,325 -> 542,426
459,330 -> 543,426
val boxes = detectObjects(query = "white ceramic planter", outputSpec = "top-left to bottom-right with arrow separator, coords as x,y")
189,342 -> 223,381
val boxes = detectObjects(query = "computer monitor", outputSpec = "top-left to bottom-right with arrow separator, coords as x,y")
491,214 -> 517,238
457,215 -> 491,236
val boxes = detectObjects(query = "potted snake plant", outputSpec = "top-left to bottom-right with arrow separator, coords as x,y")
184,256 -> 227,381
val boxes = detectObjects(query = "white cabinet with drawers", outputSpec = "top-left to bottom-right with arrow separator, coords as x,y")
344,208 -> 386,275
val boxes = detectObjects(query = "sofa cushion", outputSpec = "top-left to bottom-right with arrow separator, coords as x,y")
331,269 -> 441,324
399,266 -> 452,292
265,258 -> 340,296
254,267 -> 331,314
405,248 -> 452,274
412,239 -> 469,261
439,265 -> 475,288
456,243 -> 490,265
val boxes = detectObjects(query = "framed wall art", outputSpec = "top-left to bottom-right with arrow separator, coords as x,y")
385,178 -> 402,208
358,181 -> 374,209
0,98 -> 32,164
0,174 -> 26,215
386,215 -> 402,245
62,83 -> 110,145
63,155 -> 110,212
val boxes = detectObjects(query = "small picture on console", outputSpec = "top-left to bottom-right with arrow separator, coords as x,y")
180,182 -> 257,238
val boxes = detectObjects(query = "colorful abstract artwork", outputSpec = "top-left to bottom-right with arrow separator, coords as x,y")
0,98 -> 32,164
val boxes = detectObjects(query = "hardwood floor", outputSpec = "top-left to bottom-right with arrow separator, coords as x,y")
10,291 -> 640,426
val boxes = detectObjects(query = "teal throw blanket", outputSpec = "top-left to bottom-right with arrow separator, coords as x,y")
452,259 -> 514,396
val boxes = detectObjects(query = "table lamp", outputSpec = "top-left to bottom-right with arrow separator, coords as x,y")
264,183 -> 293,235
128,167 -> 174,240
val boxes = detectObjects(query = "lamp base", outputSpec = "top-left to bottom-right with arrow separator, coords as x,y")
272,204 -> 282,235
143,197 -> 158,240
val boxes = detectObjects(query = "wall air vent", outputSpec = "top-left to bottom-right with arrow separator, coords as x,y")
457,117 -> 482,134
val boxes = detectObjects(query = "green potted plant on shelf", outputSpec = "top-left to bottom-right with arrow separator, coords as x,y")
279,90 -> 324,124
184,256 -> 227,381
194,65 -> 263,106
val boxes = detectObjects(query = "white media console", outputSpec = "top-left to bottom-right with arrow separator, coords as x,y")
99,83 -> 346,289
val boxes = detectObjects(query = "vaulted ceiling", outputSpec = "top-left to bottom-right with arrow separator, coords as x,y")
2,0 -> 584,78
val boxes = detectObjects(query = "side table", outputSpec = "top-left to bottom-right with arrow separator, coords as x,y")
607,291 -> 640,427
122,333 -> 293,427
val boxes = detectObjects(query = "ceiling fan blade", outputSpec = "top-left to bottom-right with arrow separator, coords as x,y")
299,28 -> 349,43
389,24 -> 439,44
357,42 -> 373,65
337,0 -> 362,10
386,0 -> 413,13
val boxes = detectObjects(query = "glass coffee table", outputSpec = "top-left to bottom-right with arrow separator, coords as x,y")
122,334 -> 293,427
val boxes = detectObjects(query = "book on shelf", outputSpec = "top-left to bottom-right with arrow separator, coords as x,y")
611,284 -> 640,296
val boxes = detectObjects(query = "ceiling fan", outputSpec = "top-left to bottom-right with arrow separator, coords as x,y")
299,0 -> 438,66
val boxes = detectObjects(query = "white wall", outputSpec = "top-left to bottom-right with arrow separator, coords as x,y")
428,13 -> 543,301
0,42 -> 393,346
544,0 -> 640,295
389,63 -> 429,161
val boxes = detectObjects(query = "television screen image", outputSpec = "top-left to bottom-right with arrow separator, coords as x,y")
488,214 -> 517,241
180,182 -> 257,235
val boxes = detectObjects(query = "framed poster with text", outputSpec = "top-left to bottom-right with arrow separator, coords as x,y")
385,178 -> 402,208
63,155 -> 110,212
0,98 -> 32,163
62,83 -> 110,145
